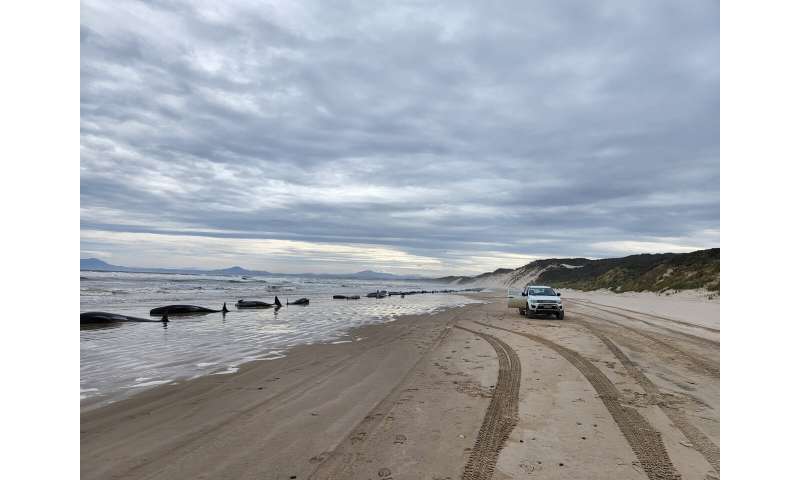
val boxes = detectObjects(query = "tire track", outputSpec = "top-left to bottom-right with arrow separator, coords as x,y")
455,326 -> 521,480
474,321 -> 681,480
570,309 -> 719,378
309,318 -> 459,480
572,318 -> 719,472
569,299 -> 719,333
568,299 -> 719,348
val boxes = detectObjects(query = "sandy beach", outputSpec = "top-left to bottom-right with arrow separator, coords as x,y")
81,291 -> 719,480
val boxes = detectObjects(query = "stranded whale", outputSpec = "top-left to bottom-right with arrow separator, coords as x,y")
236,297 -> 283,309
287,298 -> 310,305
149,303 -> 229,316
236,300 -> 272,309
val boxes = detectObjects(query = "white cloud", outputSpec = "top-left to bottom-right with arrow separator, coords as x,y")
80,229 -> 447,274
590,240 -> 708,255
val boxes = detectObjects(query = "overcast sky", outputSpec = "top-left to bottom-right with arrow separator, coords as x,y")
80,0 -> 719,275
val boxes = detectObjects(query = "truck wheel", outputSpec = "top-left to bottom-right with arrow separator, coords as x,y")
525,308 -> 535,319
518,308 -> 525,316
556,311 -> 565,320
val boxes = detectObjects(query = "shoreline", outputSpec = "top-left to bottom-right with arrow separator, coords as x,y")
81,299 -> 482,480
81,291 -> 718,480
80,295 -> 481,411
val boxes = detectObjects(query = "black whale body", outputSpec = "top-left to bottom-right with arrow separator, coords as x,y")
236,300 -> 272,309
236,297 -> 282,309
81,312 -> 165,324
287,298 -> 310,305
149,303 -> 228,316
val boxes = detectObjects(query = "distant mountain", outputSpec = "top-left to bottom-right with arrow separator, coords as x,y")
81,258 -> 200,274
431,248 -> 720,293
80,258 -> 118,270
208,266 -> 268,276
80,258 -> 422,280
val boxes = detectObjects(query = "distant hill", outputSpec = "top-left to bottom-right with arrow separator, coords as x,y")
80,258 -> 204,274
80,258 -> 118,270
432,248 -> 720,293
80,258 -> 422,281
208,266 -> 256,276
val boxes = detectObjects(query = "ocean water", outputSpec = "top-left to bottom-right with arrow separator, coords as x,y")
80,271 -> 481,407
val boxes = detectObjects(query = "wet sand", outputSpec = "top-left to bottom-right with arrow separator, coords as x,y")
81,292 -> 719,480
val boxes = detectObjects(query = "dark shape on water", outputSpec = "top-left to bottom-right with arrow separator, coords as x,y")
149,304 -> 228,316
333,295 -> 360,300
81,312 -> 165,324
287,297 -> 310,305
236,300 -> 273,309
236,297 -> 282,309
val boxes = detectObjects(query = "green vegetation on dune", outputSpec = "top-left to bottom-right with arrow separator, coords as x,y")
437,248 -> 720,293
536,248 -> 720,292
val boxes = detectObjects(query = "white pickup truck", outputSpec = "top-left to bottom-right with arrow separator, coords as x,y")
508,285 -> 565,319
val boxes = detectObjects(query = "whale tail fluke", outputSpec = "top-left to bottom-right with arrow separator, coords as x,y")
274,296 -> 282,308
222,302 -> 229,313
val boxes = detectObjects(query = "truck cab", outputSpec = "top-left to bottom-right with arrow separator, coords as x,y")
508,285 -> 564,319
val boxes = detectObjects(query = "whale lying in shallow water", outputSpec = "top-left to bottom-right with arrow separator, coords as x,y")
236,297 -> 282,309
149,303 -> 229,316
287,298 -> 310,305
236,300 -> 272,309
81,312 -> 166,324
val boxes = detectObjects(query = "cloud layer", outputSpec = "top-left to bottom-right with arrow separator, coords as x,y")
81,0 -> 719,275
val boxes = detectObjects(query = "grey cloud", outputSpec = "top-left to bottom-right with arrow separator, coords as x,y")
81,0 -> 719,274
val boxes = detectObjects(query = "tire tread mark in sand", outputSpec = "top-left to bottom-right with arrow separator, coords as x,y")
454,326 -> 521,480
568,299 -> 719,348
475,321 -> 681,480
573,310 -> 719,378
309,320 -> 459,480
569,299 -> 720,334
573,318 -> 720,472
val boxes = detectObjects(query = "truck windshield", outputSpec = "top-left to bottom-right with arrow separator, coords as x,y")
528,288 -> 556,296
